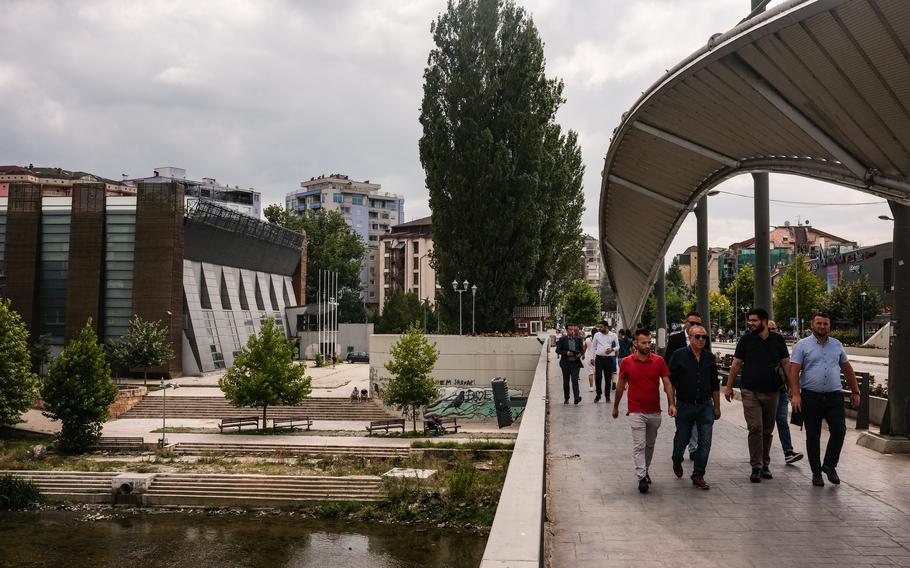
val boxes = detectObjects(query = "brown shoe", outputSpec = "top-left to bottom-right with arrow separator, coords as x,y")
692,476 -> 710,490
673,461 -> 683,478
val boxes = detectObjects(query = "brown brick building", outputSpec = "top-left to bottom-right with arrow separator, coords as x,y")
0,180 -> 305,376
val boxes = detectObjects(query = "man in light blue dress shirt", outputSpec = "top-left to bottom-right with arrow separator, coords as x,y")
789,313 -> 859,487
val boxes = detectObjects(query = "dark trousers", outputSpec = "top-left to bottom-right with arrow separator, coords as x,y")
594,356 -> 614,399
741,389 -> 779,468
672,401 -> 715,478
561,362 -> 581,402
802,390 -> 847,474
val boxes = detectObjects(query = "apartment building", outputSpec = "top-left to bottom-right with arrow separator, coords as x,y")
285,174 -> 404,307
377,216 -> 435,312
126,167 -> 262,218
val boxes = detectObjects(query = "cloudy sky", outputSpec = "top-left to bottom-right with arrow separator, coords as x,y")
0,0 -> 894,263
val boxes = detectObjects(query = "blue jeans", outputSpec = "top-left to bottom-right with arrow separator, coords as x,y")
776,389 -> 793,454
673,401 -> 715,478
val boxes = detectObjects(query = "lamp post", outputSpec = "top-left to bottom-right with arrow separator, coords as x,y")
860,291 -> 867,344
740,306 -> 748,337
452,279 -> 469,335
471,284 -> 478,335
418,253 -> 430,332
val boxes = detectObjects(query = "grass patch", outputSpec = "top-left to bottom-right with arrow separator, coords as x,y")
0,474 -> 43,510
411,440 -> 514,450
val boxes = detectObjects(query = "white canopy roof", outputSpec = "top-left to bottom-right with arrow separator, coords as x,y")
599,0 -> 910,326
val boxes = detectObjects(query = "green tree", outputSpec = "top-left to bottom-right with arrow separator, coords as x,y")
29,334 -> 52,376
824,275 -> 883,329
219,318 -> 312,426
264,205 -> 367,303
338,289 -> 368,323
377,290 -> 424,334
110,316 -> 175,385
419,0 -> 584,332
709,291 -> 733,332
562,280 -> 601,327
383,324 -> 440,432
724,262 -> 755,316
42,320 -> 118,452
773,254 -> 827,330
0,299 -> 39,426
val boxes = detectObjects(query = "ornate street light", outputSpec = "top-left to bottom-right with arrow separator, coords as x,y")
860,291 -> 868,345
452,279 -> 469,335
471,284 -> 478,335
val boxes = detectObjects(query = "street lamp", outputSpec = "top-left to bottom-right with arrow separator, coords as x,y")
418,253 -> 430,332
860,291 -> 868,344
740,306 -> 749,337
452,279 -> 469,335
471,284 -> 478,335
158,382 -> 178,447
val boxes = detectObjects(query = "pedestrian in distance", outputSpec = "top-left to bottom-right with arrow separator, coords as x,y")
583,331 -> 595,393
556,323 -> 585,405
664,311 -> 709,460
768,320 -> 804,465
789,313 -> 860,487
589,320 -> 618,403
725,307 -> 789,483
668,325 -> 720,490
613,329 -> 676,494
618,329 -> 633,359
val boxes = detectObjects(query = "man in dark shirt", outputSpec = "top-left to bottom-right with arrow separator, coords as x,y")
668,325 -> 720,490
725,307 -> 790,483
555,323 -> 585,405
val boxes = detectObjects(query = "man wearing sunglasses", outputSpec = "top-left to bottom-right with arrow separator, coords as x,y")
664,311 -> 710,460
668,325 -> 719,490
768,320 -> 804,465
725,307 -> 790,483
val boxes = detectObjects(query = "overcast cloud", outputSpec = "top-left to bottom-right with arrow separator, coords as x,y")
0,0 -> 893,265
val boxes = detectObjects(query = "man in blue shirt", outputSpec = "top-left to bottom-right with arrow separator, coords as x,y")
789,313 -> 859,487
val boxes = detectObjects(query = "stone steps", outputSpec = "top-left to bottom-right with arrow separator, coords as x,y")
121,397 -> 394,421
2,471 -> 118,504
144,473 -> 386,506
174,442 -> 409,459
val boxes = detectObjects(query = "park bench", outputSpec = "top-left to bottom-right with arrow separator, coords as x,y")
92,436 -> 146,452
271,416 -> 313,431
423,416 -> 461,435
218,416 -> 260,432
366,418 -> 406,435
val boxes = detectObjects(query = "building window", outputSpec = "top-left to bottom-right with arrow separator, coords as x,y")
341,206 -> 351,214
352,195 -> 364,206
388,202 -> 397,210
412,241 -> 419,254
381,213 -> 389,219
369,235 -> 378,241
369,212 -> 378,219
333,193 -> 343,203
413,273 -> 419,285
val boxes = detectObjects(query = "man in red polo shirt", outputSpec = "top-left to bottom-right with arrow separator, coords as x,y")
613,329 -> 676,493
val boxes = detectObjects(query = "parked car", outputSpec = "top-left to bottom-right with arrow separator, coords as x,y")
346,351 -> 369,363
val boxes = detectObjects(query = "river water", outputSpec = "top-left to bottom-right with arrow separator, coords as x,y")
0,510 -> 486,568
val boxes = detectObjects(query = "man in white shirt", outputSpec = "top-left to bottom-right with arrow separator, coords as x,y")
589,320 -> 619,403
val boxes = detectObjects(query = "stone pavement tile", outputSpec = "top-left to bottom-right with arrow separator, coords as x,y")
545,350 -> 910,568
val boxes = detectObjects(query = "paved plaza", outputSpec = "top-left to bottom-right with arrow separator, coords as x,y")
546,354 -> 910,568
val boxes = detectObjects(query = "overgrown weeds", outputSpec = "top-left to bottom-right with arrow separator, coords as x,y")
0,474 -> 43,510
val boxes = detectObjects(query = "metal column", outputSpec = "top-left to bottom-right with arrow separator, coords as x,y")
656,261 -> 667,353
885,201 -> 909,437
695,197 -> 711,332
753,173 -> 772,317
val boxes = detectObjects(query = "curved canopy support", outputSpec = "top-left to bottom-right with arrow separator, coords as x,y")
600,0 -> 910,326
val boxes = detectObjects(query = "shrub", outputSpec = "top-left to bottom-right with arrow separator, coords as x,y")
447,460 -> 476,500
829,330 -> 860,346
0,474 -> 43,510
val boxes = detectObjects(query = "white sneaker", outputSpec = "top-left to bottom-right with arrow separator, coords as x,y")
588,386 -> 594,392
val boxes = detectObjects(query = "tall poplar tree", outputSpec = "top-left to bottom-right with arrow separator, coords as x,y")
419,0 -> 585,332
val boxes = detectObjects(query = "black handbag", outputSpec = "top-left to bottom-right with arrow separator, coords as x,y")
790,407 -> 804,429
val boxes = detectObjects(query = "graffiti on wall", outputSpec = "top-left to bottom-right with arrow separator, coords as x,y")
424,386 -> 525,420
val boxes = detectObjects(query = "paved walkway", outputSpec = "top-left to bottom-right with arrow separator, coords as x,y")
546,353 -> 910,568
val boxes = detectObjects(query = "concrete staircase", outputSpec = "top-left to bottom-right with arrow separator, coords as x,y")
143,473 -> 386,507
120,397 -> 395,421
174,442 -> 409,459
2,471 -> 117,504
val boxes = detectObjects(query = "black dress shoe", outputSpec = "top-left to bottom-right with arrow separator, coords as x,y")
594,395 -> 601,402
673,462 -> 683,478
564,398 -> 569,404
821,466 -> 840,484
750,468 -> 762,483
761,467 -> 773,480
812,473 -> 825,487
644,473 -> 652,484
574,397 -> 582,405
638,478 -> 649,493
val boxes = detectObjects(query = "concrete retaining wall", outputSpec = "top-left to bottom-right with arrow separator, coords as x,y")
369,334 -> 543,421
480,342 -> 548,568
299,323 -> 374,359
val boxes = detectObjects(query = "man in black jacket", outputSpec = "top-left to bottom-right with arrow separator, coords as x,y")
556,323 -> 585,405
664,311 -> 710,459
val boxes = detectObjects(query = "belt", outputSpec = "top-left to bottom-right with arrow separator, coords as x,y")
595,355 -> 612,359
801,389 -> 842,397
679,397 -> 712,405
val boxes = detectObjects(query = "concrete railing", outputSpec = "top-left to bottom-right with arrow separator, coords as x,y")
480,341 -> 548,568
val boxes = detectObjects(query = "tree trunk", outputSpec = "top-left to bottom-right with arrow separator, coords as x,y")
412,407 -> 417,432
262,406 -> 267,430
144,368 -> 148,387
